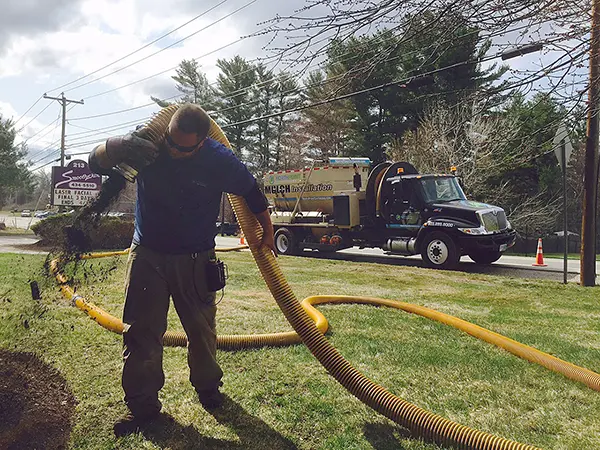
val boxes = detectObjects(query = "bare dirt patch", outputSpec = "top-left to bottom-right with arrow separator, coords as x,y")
0,349 -> 77,450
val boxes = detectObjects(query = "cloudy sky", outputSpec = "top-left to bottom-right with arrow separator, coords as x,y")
0,0 -> 308,170
0,0 -> 582,173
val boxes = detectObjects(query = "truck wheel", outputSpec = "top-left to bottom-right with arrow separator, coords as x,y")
468,251 -> 502,265
421,232 -> 460,269
274,228 -> 297,255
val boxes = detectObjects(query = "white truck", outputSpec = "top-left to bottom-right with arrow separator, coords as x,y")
263,158 -> 516,269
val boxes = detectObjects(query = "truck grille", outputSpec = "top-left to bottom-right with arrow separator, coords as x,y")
480,210 -> 508,232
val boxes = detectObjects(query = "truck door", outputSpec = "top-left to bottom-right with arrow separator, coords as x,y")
388,180 -> 422,226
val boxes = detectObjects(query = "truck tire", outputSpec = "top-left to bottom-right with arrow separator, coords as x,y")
275,228 -> 297,256
468,251 -> 502,265
420,232 -> 460,270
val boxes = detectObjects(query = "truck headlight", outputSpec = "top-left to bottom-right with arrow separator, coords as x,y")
458,226 -> 487,235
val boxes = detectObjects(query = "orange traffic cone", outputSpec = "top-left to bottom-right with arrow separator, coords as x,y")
239,232 -> 245,245
532,238 -> 547,267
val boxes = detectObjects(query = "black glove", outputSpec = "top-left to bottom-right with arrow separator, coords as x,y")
105,133 -> 159,170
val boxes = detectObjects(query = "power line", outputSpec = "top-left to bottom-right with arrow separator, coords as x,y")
11,96 -> 43,127
72,25 -> 334,112
61,71 -> 589,161
221,44 -> 584,129
19,107 -> 61,145
72,13 -> 576,125
29,147 -> 61,167
16,102 -> 52,134
66,36 -> 578,153
65,116 -> 154,145
30,156 -> 61,172
65,0 -> 256,94
73,3 -> 459,107
82,37 -> 254,101
47,0 -> 230,94
52,17 -> 586,153
25,118 -> 62,161
43,93 -> 85,167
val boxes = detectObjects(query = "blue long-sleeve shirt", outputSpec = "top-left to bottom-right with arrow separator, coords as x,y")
132,138 -> 255,254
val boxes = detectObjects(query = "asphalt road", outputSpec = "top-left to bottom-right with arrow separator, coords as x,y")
214,236 -> 597,284
0,215 -> 40,230
1,233 -> 597,284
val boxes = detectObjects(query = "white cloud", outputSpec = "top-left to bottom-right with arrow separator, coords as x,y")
2,0 -> 297,160
0,0 -> 264,108
0,101 -> 19,121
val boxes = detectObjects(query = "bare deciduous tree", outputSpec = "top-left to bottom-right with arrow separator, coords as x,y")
389,99 -> 560,232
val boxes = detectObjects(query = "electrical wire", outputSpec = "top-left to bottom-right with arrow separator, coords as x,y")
82,37 -> 256,101
46,0 -> 231,94
19,108 -> 61,146
65,0 -> 258,94
30,156 -> 61,172
16,103 -> 52,134
29,9 -> 587,161
71,12 -> 582,129
11,96 -> 43,127
63,33 -> 584,150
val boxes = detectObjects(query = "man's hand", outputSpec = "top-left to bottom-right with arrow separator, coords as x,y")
254,209 -> 277,257
261,227 -> 277,257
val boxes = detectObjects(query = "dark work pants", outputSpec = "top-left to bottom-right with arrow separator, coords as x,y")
121,243 -> 222,417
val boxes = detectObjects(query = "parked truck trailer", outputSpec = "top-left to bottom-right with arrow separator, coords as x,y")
262,158 -> 516,269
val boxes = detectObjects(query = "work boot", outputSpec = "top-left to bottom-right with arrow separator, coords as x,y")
196,385 -> 224,410
113,411 -> 160,437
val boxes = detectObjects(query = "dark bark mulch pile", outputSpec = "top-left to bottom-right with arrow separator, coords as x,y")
0,349 -> 77,450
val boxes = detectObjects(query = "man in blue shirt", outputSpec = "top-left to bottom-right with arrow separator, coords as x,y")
89,104 -> 275,436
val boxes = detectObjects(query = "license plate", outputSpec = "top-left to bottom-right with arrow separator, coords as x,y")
499,243 -> 508,252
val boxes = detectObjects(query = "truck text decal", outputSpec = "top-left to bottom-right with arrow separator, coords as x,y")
428,221 -> 455,228
264,183 -> 333,194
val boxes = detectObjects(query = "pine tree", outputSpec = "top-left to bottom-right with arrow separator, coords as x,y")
151,59 -> 216,110
214,56 -> 257,158
0,116 -> 32,208
273,72 -> 302,169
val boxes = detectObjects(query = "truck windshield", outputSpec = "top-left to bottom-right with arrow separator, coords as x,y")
419,177 -> 466,203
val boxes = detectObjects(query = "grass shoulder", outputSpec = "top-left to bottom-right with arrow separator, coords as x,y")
0,228 -> 35,236
507,252 -> 600,261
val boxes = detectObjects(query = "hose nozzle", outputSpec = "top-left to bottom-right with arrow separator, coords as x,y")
114,163 -> 138,183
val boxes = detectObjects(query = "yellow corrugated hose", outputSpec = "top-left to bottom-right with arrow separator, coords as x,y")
48,106 -> 600,450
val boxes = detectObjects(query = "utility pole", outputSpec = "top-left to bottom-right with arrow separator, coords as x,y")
581,0 -> 600,287
43,92 -> 84,167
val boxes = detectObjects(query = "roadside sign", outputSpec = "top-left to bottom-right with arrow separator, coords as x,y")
51,160 -> 102,207
552,124 -> 573,284
553,124 -> 573,170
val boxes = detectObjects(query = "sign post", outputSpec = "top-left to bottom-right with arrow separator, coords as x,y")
51,160 -> 102,208
553,124 -> 573,284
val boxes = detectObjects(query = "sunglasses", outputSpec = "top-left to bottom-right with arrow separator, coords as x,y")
165,132 -> 205,153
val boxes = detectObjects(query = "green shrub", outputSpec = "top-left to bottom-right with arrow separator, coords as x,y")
31,214 -> 134,250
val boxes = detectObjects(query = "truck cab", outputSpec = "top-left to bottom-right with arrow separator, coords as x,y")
379,173 -> 516,268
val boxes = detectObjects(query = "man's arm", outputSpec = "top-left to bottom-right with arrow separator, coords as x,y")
241,180 -> 277,256
89,143 -> 115,175
253,208 -> 276,256
215,148 -> 276,255
88,134 -> 159,176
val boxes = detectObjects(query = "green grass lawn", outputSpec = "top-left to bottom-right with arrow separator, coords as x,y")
507,252 -> 600,261
1,250 -> 599,449
0,228 -> 35,236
